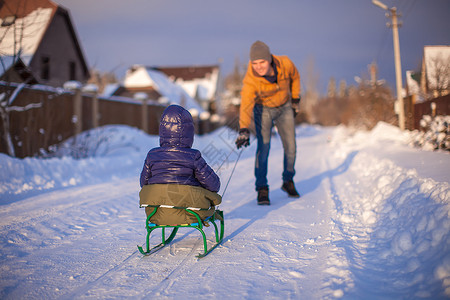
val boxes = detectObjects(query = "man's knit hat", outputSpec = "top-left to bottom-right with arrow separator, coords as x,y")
250,40 -> 272,62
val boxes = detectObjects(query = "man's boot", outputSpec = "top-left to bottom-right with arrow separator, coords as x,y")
257,187 -> 270,205
281,180 -> 300,198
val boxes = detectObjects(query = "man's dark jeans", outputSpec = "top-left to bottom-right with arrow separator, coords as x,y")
253,101 -> 296,190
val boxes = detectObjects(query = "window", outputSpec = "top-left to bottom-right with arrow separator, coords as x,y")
69,61 -> 76,80
41,56 -> 50,80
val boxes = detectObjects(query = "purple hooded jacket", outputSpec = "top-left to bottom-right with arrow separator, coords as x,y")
139,105 -> 220,192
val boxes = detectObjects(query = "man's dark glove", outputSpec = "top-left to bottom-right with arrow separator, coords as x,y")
235,128 -> 250,149
292,97 -> 300,117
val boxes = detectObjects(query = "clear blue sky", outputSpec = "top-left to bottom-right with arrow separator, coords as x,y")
55,0 -> 449,95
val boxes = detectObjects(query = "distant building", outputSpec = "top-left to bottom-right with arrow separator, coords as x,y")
0,0 -> 90,87
421,46 -> 450,98
154,65 -> 220,112
406,46 -> 450,100
103,65 -> 204,113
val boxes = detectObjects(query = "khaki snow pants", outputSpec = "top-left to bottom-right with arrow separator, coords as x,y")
139,184 -> 222,225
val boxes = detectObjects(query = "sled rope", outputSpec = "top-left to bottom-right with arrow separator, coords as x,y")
221,148 -> 243,199
215,147 -> 238,173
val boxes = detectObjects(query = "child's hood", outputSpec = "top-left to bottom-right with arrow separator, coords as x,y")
159,105 -> 195,148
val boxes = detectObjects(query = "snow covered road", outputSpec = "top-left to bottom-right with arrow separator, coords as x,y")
0,124 -> 449,299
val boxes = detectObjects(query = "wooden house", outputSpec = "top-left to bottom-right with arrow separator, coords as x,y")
420,46 -> 450,98
104,65 -> 204,113
154,65 -> 220,112
0,0 -> 89,87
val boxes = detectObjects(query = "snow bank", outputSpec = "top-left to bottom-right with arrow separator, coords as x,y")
410,115 -> 450,151
0,125 -> 158,204
325,122 -> 450,298
327,151 -> 449,298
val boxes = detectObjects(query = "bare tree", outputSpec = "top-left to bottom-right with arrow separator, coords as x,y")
221,56 -> 246,130
346,81 -> 396,129
338,79 -> 347,98
313,64 -> 396,130
427,53 -> 450,98
302,57 -> 320,124
223,56 -> 245,98
327,77 -> 336,98
87,68 -> 118,94
0,1 -> 45,156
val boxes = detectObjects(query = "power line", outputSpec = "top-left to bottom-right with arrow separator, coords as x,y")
398,0 -> 417,20
375,27 -> 391,65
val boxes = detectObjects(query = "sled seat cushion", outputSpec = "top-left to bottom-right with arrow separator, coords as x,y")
139,184 -> 222,225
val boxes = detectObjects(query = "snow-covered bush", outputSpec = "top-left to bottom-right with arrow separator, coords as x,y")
39,125 -> 142,159
409,115 -> 450,151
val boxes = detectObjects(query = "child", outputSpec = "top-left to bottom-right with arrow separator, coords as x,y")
139,104 -> 221,225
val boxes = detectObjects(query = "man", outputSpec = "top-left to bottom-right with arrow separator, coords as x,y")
235,40 -> 301,205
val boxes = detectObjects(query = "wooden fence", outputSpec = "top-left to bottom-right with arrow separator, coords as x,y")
5,82 -> 445,158
404,94 -> 450,130
0,83 -> 167,158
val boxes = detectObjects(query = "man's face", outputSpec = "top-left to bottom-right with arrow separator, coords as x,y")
251,59 -> 270,76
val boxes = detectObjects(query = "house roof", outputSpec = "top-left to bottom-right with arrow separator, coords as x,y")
151,65 -> 220,101
110,86 -> 162,101
0,0 -> 57,18
0,0 -> 55,58
152,65 -> 219,82
0,0 -> 89,77
122,65 -> 204,112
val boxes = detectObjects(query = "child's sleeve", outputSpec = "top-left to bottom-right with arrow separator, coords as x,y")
193,152 -> 220,192
139,155 -> 151,188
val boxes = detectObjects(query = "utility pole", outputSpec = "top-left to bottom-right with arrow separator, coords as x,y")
372,0 -> 405,130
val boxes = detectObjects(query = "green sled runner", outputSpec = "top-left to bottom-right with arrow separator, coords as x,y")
137,184 -> 224,258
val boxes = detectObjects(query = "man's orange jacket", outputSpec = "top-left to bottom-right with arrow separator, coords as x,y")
239,54 -> 300,129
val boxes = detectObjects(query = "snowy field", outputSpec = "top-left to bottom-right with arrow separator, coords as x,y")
0,122 -> 449,299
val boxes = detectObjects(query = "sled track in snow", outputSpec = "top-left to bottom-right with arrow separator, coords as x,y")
64,229 -> 208,298
139,238 -> 203,298
62,250 -> 141,298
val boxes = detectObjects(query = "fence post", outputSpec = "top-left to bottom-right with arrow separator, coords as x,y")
93,93 -> 98,128
409,94 -> 416,130
431,102 -> 436,117
74,87 -> 82,135
64,81 -> 83,136
199,111 -> 211,135
135,92 -> 148,133
189,108 -> 200,134
82,84 -> 99,129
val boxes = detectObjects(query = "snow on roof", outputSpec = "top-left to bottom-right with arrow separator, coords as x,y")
173,67 -> 219,101
123,65 -> 204,112
406,70 -> 420,95
102,83 -> 121,98
123,65 -> 156,88
155,66 -> 220,101
0,56 -> 16,76
0,7 -> 54,61
423,46 -> 450,90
